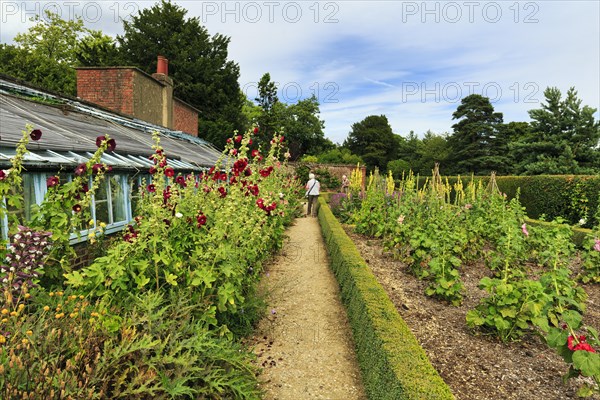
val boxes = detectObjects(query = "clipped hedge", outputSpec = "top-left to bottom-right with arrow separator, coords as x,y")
317,197 -> 454,400
413,175 -> 600,227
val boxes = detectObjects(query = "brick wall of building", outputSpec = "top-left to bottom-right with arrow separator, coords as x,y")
76,68 -> 135,116
173,98 -> 199,136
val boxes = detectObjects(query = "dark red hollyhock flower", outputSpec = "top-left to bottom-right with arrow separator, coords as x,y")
208,167 -> 215,175
218,186 -> 227,198
163,219 -> 171,226
175,175 -> 186,187
220,172 -> 227,181
226,138 -> 232,144
230,148 -> 238,156
92,163 -> 104,174
156,149 -> 163,155
248,139 -> 253,145
147,184 -> 156,192
253,127 -> 259,134
244,168 -> 252,177
203,185 -> 211,193
251,149 -> 260,158
72,204 -> 82,213
234,135 -> 242,143
163,186 -> 172,201
30,129 -> 42,141
46,176 -> 59,187
106,138 -> 116,152
164,167 -> 175,177
96,135 -> 106,147
159,159 -> 167,168
196,213 -> 207,227
249,184 -> 259,196
81,183 -> 89,193
74,163 -> 87,176
149,166 -> 157,174
106,165 -> 113,172
259,168 -> 271,178
256,198 -> 264,208
0,170 -> 6,180
280,136 -> 285,143
229,176 -> 237,185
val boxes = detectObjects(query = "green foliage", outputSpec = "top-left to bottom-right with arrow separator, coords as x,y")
513,87 -> 600,174
318,198 -> 455,400
344,115 -> 399,172
313,147 -> 363,165
446,94 -> 507,175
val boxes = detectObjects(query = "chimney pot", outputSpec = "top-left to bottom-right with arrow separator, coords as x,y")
157,55 -> 168,75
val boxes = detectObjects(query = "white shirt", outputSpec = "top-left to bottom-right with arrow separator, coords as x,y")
306,178 -> 320,195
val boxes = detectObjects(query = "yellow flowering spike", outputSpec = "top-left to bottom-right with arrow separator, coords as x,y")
43,306 -> 50,312
26,330 -> 33,336
0,309 -> 8,315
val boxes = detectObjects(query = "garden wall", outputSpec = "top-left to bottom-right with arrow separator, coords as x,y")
317,197 -> 455,400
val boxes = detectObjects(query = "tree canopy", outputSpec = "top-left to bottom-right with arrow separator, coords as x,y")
343,115 -> 399,171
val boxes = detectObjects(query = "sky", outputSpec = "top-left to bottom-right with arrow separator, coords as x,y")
1,0 -> 599,144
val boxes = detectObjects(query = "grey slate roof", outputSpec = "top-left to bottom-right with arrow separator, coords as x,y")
0,77 -> 222,171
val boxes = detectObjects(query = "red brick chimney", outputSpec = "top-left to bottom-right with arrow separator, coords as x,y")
75,55 -> 199,137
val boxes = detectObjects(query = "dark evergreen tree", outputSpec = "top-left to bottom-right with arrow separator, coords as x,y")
446,94 -> 506,175
512,87 -> 600,174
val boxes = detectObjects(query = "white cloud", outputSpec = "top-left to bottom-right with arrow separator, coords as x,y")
1,0 -> 598,145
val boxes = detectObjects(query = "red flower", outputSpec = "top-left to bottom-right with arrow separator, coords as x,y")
74,163 -> 87,176
234,135 -> 242,143
280,136 -> 285,142
81,183 -> 89,193
248,139 -> 253,145
244,168 -> 252,177
230,148 -> 238,156
251,149 -> 260,158
226,138 -> 232,144
106,138 -> 117,152
149,166 -> 157,174
30,129 -> 42,141
165,167 -> 175,177
196,213 -> 207,227
147,184 -> 156,192
253,127 -> 259,134
92,163 -> 105,174
46,176 -> 59,187
218,186 -> 227,198
175,175 -> 186,187
0,170 -> 6,180
96,135 -> 106,147
72,204 -> 82,213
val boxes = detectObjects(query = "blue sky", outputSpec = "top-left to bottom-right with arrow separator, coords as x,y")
1,0 -> 599,144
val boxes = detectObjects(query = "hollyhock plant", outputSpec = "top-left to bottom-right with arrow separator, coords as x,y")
165,167 -> 175,178
175,176 -> 186,187
0,169 -> 6,180
1,226 -> 52,305
147,184 -> 156,193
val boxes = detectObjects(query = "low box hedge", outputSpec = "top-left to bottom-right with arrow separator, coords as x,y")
317,197 -> 454,400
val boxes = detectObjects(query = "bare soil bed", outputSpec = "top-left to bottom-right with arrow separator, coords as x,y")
344,226 -> 600,400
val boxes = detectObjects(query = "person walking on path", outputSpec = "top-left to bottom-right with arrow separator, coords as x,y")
305,173 -> 320,217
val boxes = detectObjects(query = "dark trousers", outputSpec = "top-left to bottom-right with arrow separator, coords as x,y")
307,195 -> 319,217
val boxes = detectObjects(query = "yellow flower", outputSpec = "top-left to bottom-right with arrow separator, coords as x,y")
79,295 -> 84,300
0,336 -> 5,344
0,309 -> 8,315
26,330 -> 33,336
24,293 -> 31,299
99,222 -> 106,228
1,318 -> 7,323
90,312 -> 99,318
43,306 -> 50,312
10,311 -> 17,317
56,291 -> 64,297
88,219 -> 95,226
69,312 -> 78,319
55,313 -> 64,319
88,318 -> 95,324
49,292 -> 54,297
21,338 -> 28,345
18,304 -> 25,311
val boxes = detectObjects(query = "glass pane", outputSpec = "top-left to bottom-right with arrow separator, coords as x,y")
95,180 -> 109,225
128,175 -> 143,217
111,176 -> 126,223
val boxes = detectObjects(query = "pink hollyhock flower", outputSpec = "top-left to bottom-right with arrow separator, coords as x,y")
594,238 -> 600,252
521,223 -> 529,237
30,129 -> 42,141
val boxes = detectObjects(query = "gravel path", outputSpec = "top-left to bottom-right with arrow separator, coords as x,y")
251,216 -> 366,400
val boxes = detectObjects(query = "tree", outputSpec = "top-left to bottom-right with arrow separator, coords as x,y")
446,94 -> 506,175
315,147 -> 363,164
417,131 -> 451,175
279,96 -> 329,160
254,73 -> 280,146
512,87 -> 600,174
75,30 -> 121,67
343,115 -> 398,171
0,11 -> 87,94
117,0 -> 244,147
